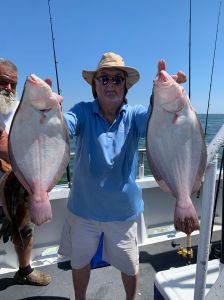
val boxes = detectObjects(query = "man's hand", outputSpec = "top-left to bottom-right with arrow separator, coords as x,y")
0,130 -> 10,163
172,71 -> 187,84
157,59 -> 187,84
45,78 -> 53,88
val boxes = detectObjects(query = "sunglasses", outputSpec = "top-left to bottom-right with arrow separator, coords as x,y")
96,75 -> 125,86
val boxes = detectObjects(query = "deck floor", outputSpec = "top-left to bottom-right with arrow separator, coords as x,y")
0,232 -> 221,300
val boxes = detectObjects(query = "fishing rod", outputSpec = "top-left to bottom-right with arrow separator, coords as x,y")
204,1 -> 222,139
48,0 -> 61,95
47,0 -> 71,188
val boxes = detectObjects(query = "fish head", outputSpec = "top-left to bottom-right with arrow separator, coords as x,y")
24,74 -> 57,111
153,70 -> 188,113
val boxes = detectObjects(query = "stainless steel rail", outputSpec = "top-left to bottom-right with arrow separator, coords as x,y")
70,148 -> 148,179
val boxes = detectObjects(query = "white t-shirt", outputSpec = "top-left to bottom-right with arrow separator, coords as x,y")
0,101 -> 19,179
1,101 -> 19,133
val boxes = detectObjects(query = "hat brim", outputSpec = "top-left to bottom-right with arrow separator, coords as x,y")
82,66 -> 140,89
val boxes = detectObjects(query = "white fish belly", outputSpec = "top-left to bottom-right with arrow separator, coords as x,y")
9,103 -> 69,194
147,105 -> 205,200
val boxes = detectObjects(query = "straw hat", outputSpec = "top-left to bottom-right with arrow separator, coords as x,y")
82,52 -> 140,89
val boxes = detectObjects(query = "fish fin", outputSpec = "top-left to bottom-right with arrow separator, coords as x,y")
7,144 -> 32,193
47,117 -> 70,191
192,135 -> 207,194
158,179 -> 172,193
150,93 -> 154,107
146,147 -> 172,193
192,171 -> 203,194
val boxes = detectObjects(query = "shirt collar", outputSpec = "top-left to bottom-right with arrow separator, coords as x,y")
92,99 -> 100,114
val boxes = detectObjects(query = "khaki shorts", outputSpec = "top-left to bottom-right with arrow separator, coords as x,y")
58,210 -> 139,276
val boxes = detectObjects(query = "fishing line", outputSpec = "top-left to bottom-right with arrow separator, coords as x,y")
188,0 -> 191,99
204,0 -> 222,139
196,1 -> 222,201
204,1 -> 224,252
207,0 -> 223,251
210,146 -> 224,251
47,0 -> 71,188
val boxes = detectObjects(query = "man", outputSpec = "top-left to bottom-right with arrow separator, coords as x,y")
59,52 -> 187,300
58,52 -> 150,300
0,58 -> 51,286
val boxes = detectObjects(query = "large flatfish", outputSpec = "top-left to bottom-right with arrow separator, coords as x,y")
0,170 -> 31,247
146,60 -> 207,235
8,74 -> 70,225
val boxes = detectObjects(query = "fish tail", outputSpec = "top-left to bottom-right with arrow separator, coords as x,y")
30,193 -> 52,225
174,200 -> 200,235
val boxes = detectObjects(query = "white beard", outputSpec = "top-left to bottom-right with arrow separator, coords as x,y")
0,91 -> 18,115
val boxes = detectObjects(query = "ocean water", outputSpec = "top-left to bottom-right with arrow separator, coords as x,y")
60,114 -> 224,184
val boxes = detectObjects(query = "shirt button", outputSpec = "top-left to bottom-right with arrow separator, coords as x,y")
107,132 -> 113,138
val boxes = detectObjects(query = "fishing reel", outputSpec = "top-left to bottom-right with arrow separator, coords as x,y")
172,242 -> 193,259
171,235 -> 193,264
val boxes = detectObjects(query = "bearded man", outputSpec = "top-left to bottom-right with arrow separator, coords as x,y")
0,58 -> 52,286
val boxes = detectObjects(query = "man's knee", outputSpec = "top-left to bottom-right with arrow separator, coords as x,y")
19,222 -> 34,240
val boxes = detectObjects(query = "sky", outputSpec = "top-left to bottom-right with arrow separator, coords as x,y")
1,0 -> 224,114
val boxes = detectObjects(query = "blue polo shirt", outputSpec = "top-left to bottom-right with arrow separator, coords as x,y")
64,99 -> 151,221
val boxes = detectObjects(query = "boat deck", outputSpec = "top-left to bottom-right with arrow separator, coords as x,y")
0,231 -> 221,300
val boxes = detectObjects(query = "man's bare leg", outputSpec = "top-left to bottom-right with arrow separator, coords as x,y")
72,264 -> 91,300
14,236 -> 33,267
121,271 -> 139,300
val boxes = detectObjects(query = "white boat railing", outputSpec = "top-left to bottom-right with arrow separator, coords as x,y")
69,148 -> 148,180
194,124 -> 224,300
69,146 -> 223,184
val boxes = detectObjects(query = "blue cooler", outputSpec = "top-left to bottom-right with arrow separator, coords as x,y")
90,232 -> 110,269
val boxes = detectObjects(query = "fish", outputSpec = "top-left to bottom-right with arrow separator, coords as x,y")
0,170 -> 31,247
8,74 -> 70,225
146,60 -> 207,235
0,125 -> 27,247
